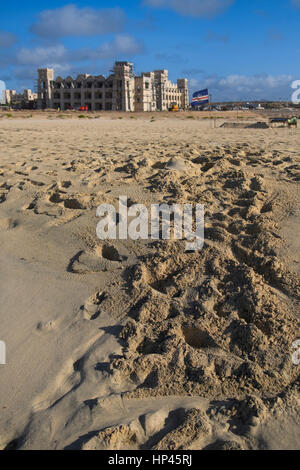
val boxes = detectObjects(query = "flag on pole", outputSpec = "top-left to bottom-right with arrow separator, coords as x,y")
191,89 -> 209,106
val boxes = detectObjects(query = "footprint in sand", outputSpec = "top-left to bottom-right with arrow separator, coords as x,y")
36,320 -> 56,333
82,291 -> 107,320
96,244 -> 122,262
181,325 -> 217,350
49,190 -> 87,210
58,180 -> 72,189
63,198 -> 84,210
67,245 -> 124,274
0,218 -> 18,230
49,191 -> 64,204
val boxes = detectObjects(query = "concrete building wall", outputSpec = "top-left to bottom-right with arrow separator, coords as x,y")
177,79 -> 189,110
24,89 -> 37,101
5,90 -> 23,104
37,62 -> 188,111
37,68 -> 54,109
0,80 -> 6,105
4,90 -> 17,104
135,73 -> 156,112
4,90 -> 12,104
113,62 -> 135,112
153,70 -> 187,111
5,89 -> 38,106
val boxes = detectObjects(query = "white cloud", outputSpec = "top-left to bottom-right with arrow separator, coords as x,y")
0,29 -> 17,48
48,64 -> 73,76
11,33 -> 143,88
30,4 -> 126,38
95,35 -> 143,59
16,45 -> 68,66
14,34 -> 143,67
189,74 -> 295,101
143,0 -> 234,17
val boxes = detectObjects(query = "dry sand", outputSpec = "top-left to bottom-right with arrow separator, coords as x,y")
0,113 -> 299,450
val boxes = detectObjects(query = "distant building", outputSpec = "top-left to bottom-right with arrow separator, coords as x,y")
0,80 -> 6,105
4,89 -> 37,106
134,72 -> 156,112
37,62 -> 189,111
24,89 -> 38,102
154,70 -> 189,112
4,89 -> 18,104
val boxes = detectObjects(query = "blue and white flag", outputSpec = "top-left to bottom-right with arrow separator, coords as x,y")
191,89 -> 209,106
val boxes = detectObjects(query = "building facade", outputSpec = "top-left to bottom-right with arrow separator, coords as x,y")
4,90 -> 17,104
5,89 -> 37,106
0,80 -> 6,105
154,70 -> 189,111
37,62 -> 188,111
24,89 -> 38,102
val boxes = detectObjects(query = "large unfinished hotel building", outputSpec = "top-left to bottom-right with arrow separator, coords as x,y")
37,62 -> 189,112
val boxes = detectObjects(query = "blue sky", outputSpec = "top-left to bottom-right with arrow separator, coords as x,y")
0,0 -> 300,101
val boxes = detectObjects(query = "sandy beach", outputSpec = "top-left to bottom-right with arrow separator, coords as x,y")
0,112 -> 299,450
